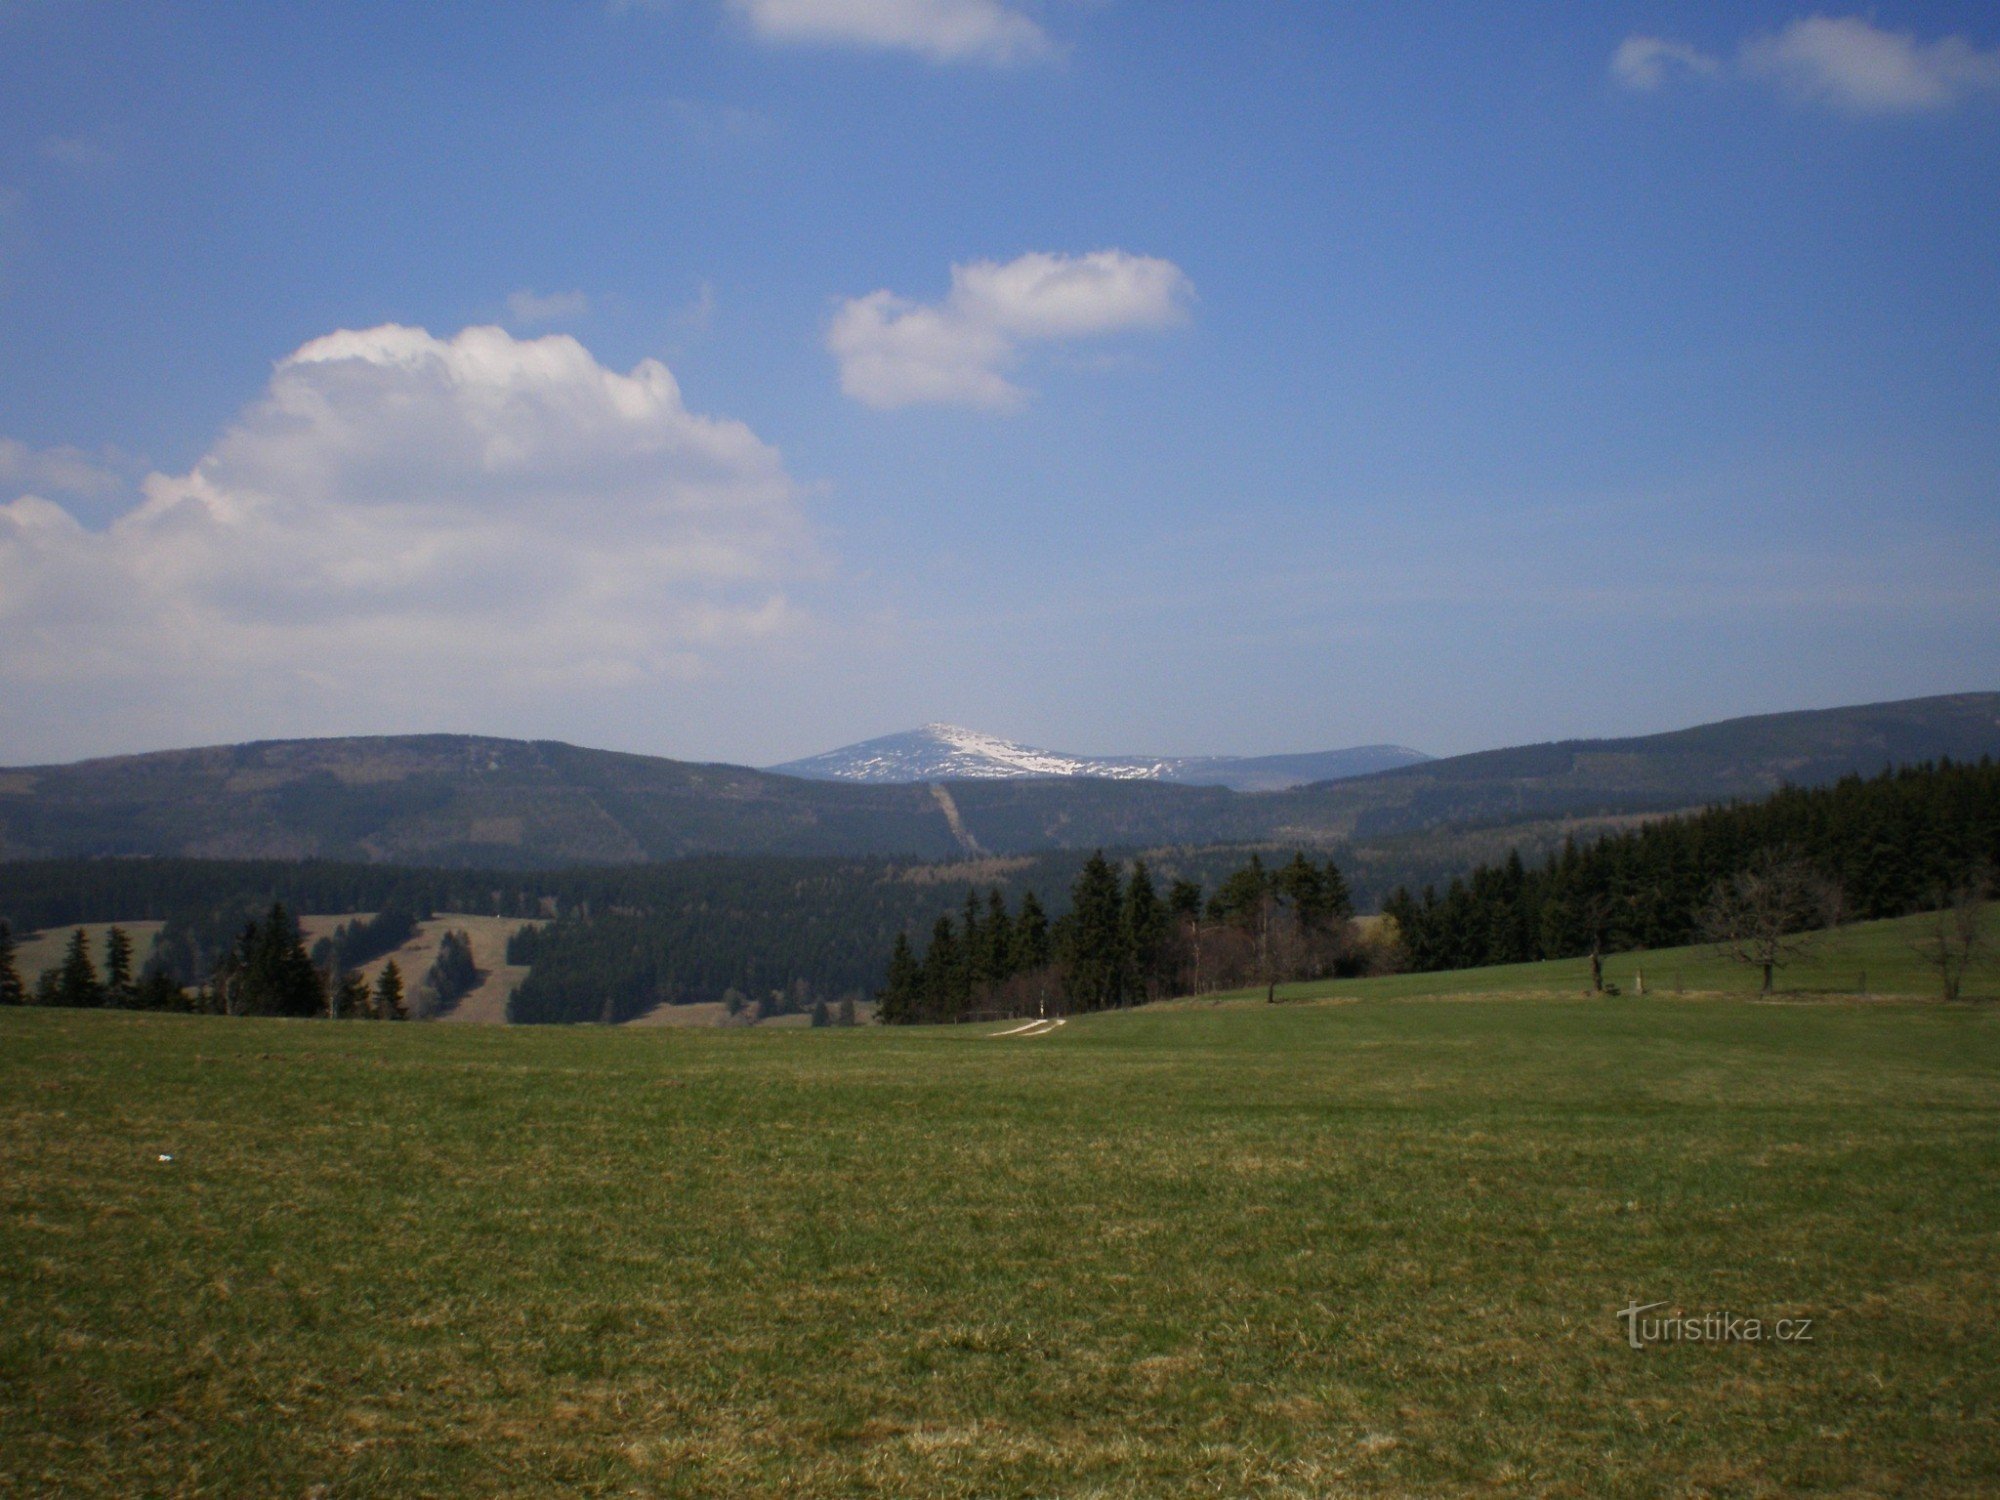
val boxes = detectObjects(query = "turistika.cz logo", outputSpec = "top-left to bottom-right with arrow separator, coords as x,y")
1617,1302 -> 1815,1349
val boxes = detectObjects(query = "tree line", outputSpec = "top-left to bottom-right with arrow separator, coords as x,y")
878,850 -> 1364,1023
1382,759 -> 2000,980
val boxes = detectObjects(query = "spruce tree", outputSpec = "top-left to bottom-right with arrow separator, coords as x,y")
57,929 -> 104,1008
0,922 -> 23,1007
1381,887 -> 1424,968
1320,859 -> 1354,923
103,926 -> 135,1006
1064,852 -> 1130,1011
374,961 -> 407,1020
879,934 -> 920,1025
921,916 -> 963,1021
133,964 -> 186,1012
216,904 -> 324,1016
984,890 -> 1015,985
1167,878 -> 1204,994
1125,861 -> 1169,1002
333,970 -> 370,1020
960,891 -> 986,991
1275,853 -> 1328,930
1012,892 -> 1053,973
422,930 -> 479,1013
1209,855 -> 1272,929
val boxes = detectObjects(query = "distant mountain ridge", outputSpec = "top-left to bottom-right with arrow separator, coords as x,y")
0,693 -> 1992,868
767,723 -> 1430,792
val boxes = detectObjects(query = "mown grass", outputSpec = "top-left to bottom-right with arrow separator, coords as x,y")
3,987 -> 1997,1496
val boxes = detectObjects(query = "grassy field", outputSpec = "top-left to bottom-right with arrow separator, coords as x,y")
1225,911 -> 1998,1008
4,985 -> 1997,1496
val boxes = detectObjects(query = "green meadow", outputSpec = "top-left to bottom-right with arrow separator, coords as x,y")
5,948 -> 1998,1495
1243,911 -> 1997,1007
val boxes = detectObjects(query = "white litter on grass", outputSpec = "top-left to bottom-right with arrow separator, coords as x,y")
989,1017 -> 1067,1038
157,1154 -> 174,1163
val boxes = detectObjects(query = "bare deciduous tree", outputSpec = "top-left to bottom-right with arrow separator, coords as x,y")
1698,849 -> 1843,995
1911,863 -> 1992,1003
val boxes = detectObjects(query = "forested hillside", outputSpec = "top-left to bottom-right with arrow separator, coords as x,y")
1386,759 -> 1999,974
0,694 -> 1992,866
1258,692 -> 2000,839
7,754 -> 1997,1024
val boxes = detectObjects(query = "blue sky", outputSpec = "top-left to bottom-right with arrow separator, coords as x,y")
2,1 -> 1996,766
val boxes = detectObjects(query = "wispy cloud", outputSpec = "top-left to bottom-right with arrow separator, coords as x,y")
828,250 -> 1193,411
505,288 -> 590,326
726,0 -> 1057,66
1613,15 -> 2000,115
679,279 -> 718,332
0,437 -> 126,500
1742,16 -> 2000,113
1610,36 -> 1720,93
38,129 -> 114,171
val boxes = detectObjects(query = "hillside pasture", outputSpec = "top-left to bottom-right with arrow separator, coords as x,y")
303,911 -> 535,1021
2,988 -> 1995,1496
339,912 -> 536,1022
1219,910 -> 1997,1008
10,921 -> 166,988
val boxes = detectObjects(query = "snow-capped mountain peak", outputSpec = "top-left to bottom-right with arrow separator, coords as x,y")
766,725 -> 1431,791
772,723 -> 1171,783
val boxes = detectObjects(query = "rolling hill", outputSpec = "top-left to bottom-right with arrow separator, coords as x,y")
1253,690 -> 2000,840
0,693 -> 1992,867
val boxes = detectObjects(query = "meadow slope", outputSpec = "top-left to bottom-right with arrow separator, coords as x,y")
1224,911 -> 2000,1008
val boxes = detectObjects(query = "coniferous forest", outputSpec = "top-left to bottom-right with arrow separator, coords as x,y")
877,850 -> 1364,1023
1382,760 -> 1999,973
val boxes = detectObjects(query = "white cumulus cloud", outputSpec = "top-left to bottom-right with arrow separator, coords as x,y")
828,250 -> 1193,411
0,324 -> 816,753
1613,15 -> 2000,114
727,0 -> 1055,65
